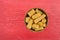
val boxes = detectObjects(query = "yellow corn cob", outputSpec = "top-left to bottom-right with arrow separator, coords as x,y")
32,13 -> 41,19
27,19 -> 33,29
34,14 -> 46,23
28,9 -> 35,17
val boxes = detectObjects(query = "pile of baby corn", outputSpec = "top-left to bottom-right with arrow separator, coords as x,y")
25,8 -> 47,32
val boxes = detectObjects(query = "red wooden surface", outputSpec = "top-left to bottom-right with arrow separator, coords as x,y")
0,0 -> 60,40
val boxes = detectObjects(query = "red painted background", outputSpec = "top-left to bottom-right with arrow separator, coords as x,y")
0,0 -> 60,40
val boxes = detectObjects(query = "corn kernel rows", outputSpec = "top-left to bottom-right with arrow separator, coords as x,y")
25,8 -> 47,31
